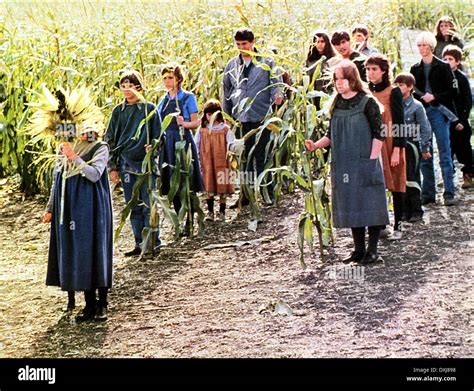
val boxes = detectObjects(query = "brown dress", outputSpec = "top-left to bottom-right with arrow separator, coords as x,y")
373,86 -> 406,192
198,125 -> 235,195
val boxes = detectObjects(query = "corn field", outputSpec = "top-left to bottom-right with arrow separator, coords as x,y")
0,0 -> 472,262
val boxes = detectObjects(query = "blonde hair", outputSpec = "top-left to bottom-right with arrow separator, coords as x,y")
415,32 -> 437,51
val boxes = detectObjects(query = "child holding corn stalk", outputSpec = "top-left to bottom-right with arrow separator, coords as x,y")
43,125 -> 113,322
156,64 -> 203,236
305,60 -> 389,264
105,70 -> 163,256
195,99 -> 237,222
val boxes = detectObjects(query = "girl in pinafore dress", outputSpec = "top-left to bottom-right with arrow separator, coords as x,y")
366,54 -> 406,241
305,60 -> 389,264
195,99 -> 236,222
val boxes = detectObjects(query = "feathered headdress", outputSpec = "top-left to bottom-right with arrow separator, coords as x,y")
27,85 -> 104,144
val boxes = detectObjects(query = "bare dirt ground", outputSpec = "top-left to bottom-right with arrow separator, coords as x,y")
0,165 -> 472,358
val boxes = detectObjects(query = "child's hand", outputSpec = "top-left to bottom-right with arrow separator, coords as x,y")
455,123 -> 464,131
421,93 -> 435,104
110,170 -> 120,184
144,144 -> 152,153
390,148 -> 400,167
304,140 -> 316,152
42,211 -> 52,223
60,142 -> 77,161
177,116 -> 185,126
421,151 -> 432,160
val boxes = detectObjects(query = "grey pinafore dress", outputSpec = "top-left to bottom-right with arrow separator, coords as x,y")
330,94 -> 389,228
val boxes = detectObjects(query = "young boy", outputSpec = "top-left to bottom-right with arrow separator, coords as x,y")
442,45 -> 473,188
104,70 -> 163,256
394,72 -> 432,222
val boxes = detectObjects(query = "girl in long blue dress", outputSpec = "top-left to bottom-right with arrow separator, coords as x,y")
156,64 -> 203,235
43,128 -> 113,321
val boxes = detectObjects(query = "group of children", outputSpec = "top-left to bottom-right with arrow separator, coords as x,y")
43,16 -> 472,321
305,17 -> 472,264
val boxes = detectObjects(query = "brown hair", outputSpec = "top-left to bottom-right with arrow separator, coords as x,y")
201,99 -> 224,127
435,16 -> 459,42
119,70 -> 144,90
394,72 -> 416,88
352,24 -> 369,37
162,63 -> 185,87
306,31 -> 336,63
442,44 -> 463,62
331,30 -> 350,46
365,53 -> 392,85
330,60 -> 375,116
332,60 -> 365,92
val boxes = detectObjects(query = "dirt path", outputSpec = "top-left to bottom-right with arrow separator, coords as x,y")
0,165 -> 472,357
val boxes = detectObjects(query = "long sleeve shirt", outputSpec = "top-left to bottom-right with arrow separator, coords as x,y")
104,101 -> 161,171
368,82 -> 406,148
46,143 -> 109,212
453,69 -> 473,125
223,50 -> 282,123
410,56 -> 457,113
326,92 -> 385,140
194,123 -> 236,152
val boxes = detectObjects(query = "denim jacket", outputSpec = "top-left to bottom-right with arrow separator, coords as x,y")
403,95 -> 432,152
223,50 -> 282,123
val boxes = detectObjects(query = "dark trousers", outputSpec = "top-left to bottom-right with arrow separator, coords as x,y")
450,121 -> 473,176
404,141 -> 423,219
238,122 -> 273,199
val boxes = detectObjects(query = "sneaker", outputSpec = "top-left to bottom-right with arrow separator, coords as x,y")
124,247 -> 141,257
388,230 -> 402,241
204,212 -> 214,222
444,196 -> 457,206
216,212 -> 225,222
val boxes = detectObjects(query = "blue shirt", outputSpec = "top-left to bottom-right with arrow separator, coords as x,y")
156,89 -> 198,123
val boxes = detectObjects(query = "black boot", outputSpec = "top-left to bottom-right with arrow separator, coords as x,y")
95,288 -> 108,321
76,290 -> 97,322
342,251 -> 365,264
63,291 -> 75,312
